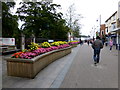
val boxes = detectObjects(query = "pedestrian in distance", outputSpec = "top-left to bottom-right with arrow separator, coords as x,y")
81,40 -> 83,45
92,36 -> 103,66
87,40 -> 89,45
101,37 -> 106,45
79,39 -> 83,45
90,40 -> 93,44
109,39 -> 113,52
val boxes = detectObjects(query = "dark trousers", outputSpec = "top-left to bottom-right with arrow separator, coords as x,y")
110,46 -> 112,50
93,48 -> 100,63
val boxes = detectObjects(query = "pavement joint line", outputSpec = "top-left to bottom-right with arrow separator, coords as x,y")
50,45 -> 80,88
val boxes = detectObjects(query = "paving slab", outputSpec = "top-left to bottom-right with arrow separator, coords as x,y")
1,44 -> 118,88
2,46 -> 78,88
60,44 -> 118,88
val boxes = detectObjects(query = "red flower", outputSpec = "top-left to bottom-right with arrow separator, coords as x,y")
12,52 -> 23,58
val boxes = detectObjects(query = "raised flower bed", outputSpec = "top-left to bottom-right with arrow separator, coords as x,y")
5,41 -> 71,78
68,41 -> 79,48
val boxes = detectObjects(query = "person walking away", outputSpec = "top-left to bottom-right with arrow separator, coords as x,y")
92,36 -> 103,66
79,39 -> 83,45
109,39 -> 113,52
87,40 -> 89,45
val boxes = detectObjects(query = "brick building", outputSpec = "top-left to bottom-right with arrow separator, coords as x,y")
100,24 -> 106,38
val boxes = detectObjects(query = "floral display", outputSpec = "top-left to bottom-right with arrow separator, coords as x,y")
12,52 -> 23,58
41,42 -> 51,48
57,41 -> 68,45
22,49 -> 29,52
28,42 -> 39,51
19,52 -> 37,59
11,41 -> 70,59
68,41 -> 80,45
57,44 -> 70,49
50,46 -> 59,50
51,42 -> 60,46
51,41 -> 68,46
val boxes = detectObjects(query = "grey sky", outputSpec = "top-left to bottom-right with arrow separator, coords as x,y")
53,0 -> 120,35
12,0 -> 120,35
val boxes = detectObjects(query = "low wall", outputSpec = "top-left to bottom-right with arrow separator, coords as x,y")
5,47 -> 71,79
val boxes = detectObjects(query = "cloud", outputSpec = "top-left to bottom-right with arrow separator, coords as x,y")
53,0 -> 119,35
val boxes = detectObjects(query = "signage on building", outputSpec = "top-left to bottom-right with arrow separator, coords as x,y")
48,40 -> 54,43
118,1 -> 120,20
0,38 -> 15,46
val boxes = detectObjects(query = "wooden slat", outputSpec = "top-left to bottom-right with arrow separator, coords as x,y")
6,47 -> 71,78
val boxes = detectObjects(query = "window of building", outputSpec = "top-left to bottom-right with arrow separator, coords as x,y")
112,23 -> 116,29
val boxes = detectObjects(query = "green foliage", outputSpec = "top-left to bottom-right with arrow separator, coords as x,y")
51,42 -> 60,46
41,42 -> 51,48
2,2 -> 19,38
22,49 -> 28,52
73,29 -> 80,37
2,1 -> 70,42
16,1 -> 69,39
65,4 -> 82,38
28,42 -> 39,51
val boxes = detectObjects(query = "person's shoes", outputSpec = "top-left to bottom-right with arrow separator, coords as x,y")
94,63 -> 97,66
97,61 -> 99,63
94,62 -> 97,66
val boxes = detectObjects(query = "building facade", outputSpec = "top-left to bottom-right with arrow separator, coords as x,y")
100,24 -> 106,38
105,11 -> 117,45
105,1 -> 120,50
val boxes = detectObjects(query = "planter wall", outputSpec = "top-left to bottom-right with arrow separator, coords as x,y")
5,47 -> 71,79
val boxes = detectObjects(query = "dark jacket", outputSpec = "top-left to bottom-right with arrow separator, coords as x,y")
92,39 -> 103,49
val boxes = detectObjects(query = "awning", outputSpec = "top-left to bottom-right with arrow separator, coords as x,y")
111,34 -> 117,37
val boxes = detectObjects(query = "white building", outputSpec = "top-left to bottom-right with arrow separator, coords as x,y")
105,1 -> 120,49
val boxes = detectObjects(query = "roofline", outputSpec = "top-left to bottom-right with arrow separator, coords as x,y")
105,11 -> 117,22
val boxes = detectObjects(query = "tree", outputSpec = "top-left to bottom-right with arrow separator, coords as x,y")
16,1 -> 68,40
65,3 -> 83,39
66,4 -> 75,29
72,19 -> 81,37
0,2 -> 2,37
2,2 -> 19,38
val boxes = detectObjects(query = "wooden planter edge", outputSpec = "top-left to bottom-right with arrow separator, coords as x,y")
4,46 -> 72,78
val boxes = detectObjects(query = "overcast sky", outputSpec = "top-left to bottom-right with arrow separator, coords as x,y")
53,0 -> 120,35
13,0 -> 120,36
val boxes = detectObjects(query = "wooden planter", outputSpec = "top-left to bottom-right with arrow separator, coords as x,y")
4,47 -> 71,79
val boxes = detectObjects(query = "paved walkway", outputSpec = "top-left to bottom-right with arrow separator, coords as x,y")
60,44 -> 118,88
2,43 -> 118,88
